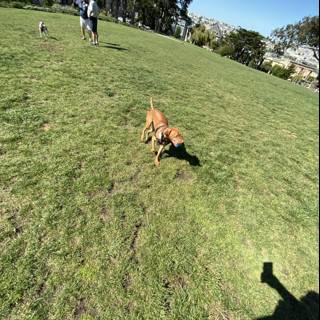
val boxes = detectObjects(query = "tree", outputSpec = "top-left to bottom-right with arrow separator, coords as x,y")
271,64 -> 296,80
260,61 -> 273,73
221,28 -> 266,68
44,0 -> 54,6
190,24 -> 216,48
271,16 -> 319,61
105,0 -> 193,34
174,25 -> 182,38
215,44 -> 234,57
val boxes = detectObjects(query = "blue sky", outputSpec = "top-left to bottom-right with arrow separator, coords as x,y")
188,0 -> 319,37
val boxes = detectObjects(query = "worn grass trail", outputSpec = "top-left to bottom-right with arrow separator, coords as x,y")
0,8 -> 319,320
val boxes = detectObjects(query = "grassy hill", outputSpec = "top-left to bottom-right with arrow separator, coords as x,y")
0,7 -> 318,320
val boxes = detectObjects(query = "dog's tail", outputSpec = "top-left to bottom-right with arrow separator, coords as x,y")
150,97 -> 154,109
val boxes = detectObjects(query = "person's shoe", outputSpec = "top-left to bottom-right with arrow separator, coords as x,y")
81,36 -> 86,40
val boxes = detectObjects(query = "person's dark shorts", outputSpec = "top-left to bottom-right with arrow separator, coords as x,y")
90,17 -> 98,33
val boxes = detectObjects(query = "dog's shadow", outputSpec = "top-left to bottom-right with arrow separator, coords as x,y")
164,144 -> 201,167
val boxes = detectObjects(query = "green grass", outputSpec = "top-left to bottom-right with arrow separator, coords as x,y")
0,7 -> 319,320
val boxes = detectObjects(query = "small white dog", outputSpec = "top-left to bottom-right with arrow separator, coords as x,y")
39,21 -> 49,38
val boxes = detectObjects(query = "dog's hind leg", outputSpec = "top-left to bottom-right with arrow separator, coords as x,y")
141,113 -> 153,142
141,125 -> 154,143
145,127 -> 153,143
141,125 -> 151,142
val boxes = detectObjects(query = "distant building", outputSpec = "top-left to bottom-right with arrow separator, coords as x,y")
188,12 -> 236,39
173,16 -> 192,40
291,61 -> 318,80
264,53 -> 318,81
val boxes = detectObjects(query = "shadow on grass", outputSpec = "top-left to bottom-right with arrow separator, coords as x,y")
101,44 -> 128,51
257,262 -> 319,320
49,36 -> 58,40
164,144 -> 200,167
99,41 -> 120,46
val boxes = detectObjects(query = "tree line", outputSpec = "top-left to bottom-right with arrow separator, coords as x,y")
96,0 -> 192,34
189,15 -> 319,82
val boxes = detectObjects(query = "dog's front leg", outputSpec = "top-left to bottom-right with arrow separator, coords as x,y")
154,145 -> 165,166
151,135 -> 157,153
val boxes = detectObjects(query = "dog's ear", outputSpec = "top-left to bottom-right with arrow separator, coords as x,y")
163,128 -> 171,138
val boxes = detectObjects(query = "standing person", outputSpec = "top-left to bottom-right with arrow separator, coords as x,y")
79,0 -> 91,41
87,0 -> 100,45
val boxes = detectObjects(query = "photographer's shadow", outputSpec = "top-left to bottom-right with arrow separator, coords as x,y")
257,262 -> 319,320
164,144 -> 201,166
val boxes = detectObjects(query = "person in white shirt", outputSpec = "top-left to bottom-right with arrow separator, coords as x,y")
87,0 -> 99,45
78,0 -> 92,40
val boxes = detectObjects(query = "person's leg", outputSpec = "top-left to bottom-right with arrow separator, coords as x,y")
93,33 -> 97,44
91,18 -> 98,45
80,17 -> 86,39
81,27 -> 86,39
96,19 -> 99,45
88,30 -> 92,42
85,19 -> 92,42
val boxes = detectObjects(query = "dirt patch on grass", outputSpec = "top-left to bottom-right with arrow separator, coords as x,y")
172,276 -> 187,290
122,273 -> 132,292
124,301 -> 135,314
161,275 -> 187,314
100,206 -> 110,222
86,190 -> 98,199
36,282 -> 46,296
175,170 -> 192,181
216,278 -> 241,306
41,122 -> 52,131
86,181 -> 120,199
129,221 -> 142,264
74,298 -> 86,318
39,42 -> 63,53
108,181 -> 123,195
163,279 -> 172,314
281,129 -> 297,139
208,301 -> 235,320
0,146 -> 6,156
130,221 -> 142,250
128,169 -> 141,182
119,211 -> 127,222
8,211 -> 22,236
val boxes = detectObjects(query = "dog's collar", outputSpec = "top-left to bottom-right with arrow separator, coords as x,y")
157,136 -> 169,145
154,124 -> 167,145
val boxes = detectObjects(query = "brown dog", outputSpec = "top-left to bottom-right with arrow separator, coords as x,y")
141,98 -> 184,166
